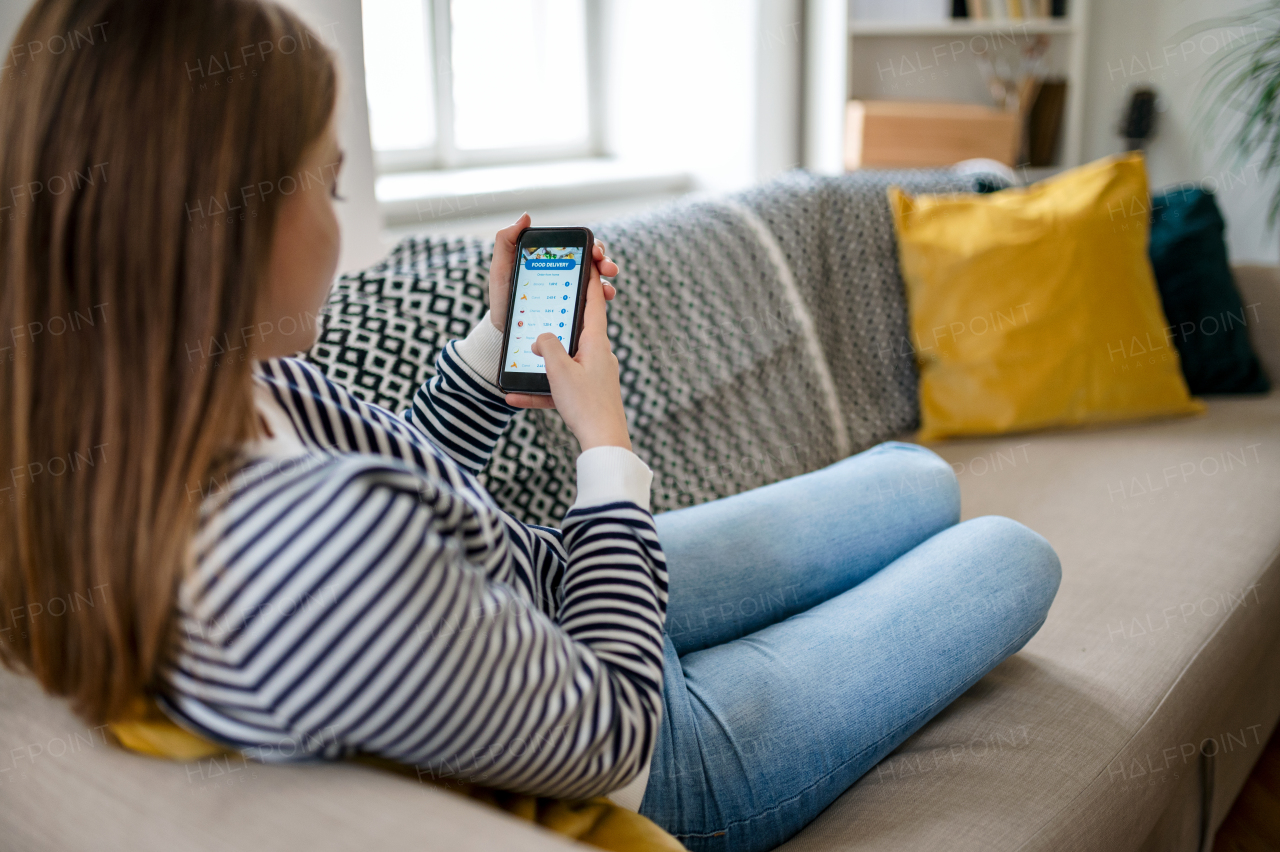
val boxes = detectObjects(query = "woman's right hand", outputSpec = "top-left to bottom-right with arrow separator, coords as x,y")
505,258 -> 632,452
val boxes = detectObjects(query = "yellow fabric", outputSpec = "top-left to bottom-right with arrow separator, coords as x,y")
888,152 -> 1203,441
108,699 -> 684,852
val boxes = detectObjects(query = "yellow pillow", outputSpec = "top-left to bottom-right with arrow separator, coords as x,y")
889,152 -> 1203,441
109,698 -> 686,852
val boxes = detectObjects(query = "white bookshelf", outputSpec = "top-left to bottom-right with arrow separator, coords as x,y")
802,0 -> 1091,175
849,18 -> 1075,36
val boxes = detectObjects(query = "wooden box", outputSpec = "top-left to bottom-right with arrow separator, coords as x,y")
844,100 -> 1021,170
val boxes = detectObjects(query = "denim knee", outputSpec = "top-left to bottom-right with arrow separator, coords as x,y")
864,441 -> 960,524
970,515 -> 1062,620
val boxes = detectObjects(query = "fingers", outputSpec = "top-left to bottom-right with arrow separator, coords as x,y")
505,393 -> 556,409
603,282 -> 616,301
578,259 -> 608,347
492,212 -> 531,274
497,212 -> 531,248
533,332 -> 573,370
592,243 -> 619,278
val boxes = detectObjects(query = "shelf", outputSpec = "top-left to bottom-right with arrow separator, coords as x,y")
850,18 -> 1075,36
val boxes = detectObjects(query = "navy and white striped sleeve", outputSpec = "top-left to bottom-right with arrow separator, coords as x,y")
253,322 -> 514,476
163,457 -> 668,800
404,316 -> 518,476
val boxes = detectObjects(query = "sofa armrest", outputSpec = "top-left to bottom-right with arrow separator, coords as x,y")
1232,265 -> 1280,386
0,669 -> 582,852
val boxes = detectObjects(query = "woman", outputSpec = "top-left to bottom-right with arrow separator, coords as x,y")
0,2 -> 1060,851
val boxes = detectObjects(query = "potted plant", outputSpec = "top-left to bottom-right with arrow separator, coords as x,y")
1197,2 -> 1280,222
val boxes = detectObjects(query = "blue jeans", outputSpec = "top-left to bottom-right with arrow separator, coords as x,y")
637,442 -> 1061,852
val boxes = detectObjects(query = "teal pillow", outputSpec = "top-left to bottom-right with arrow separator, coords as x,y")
1149,188 -> 1270,394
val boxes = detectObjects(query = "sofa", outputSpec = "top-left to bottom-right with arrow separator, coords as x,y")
2,171 -> 1277,852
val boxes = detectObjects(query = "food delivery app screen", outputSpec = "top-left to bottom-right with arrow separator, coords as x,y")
504,246 -> 584,374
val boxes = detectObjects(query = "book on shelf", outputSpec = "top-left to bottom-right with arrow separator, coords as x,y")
961,0 -> 1061,19
850,0 -> 951,24
1025,78 -> 1067,166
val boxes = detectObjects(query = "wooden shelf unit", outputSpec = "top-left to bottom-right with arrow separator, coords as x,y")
802,0 -> 1091,175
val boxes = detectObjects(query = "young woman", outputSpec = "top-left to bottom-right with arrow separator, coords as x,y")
0,2 -> 1061,851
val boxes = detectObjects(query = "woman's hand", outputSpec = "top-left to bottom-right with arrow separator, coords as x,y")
488,213 -> 618,333
505,255 -> 631,452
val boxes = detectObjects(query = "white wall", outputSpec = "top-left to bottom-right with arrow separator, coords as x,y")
1,0 -> 384,276
756,0 -> 806,179
0,0 -> 31,60
274,0 -> 385,273
1082,0 -> 1278,264
604,0 -> 803,192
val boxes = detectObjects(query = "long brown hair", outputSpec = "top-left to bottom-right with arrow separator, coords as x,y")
0,0 -> 336,724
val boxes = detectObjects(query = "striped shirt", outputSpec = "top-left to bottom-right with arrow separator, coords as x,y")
158,319 -> 668,802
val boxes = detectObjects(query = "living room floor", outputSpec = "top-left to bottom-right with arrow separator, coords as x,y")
1215,725 -> 1280,851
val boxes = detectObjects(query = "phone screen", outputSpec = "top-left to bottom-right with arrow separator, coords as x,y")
503,245 -> 583,374
498,227 -> 592,394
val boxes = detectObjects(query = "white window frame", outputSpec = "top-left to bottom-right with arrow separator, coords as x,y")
373,0 -> 607,175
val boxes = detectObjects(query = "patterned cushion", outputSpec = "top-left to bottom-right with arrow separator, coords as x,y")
304,169 -> 991,526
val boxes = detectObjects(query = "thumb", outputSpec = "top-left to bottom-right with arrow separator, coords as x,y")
532,332 -> 573,372
491,213 -> 531,276
495,212 -> 530,255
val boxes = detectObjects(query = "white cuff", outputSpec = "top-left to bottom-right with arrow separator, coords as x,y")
453,313 -> 505,385
572,446 -> 653,513
606,757 -> 651,813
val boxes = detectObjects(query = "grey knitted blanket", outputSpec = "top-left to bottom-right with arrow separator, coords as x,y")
305,169 -> 990,526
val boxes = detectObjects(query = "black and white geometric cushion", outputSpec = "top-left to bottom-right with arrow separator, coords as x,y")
304,170 -> 992,527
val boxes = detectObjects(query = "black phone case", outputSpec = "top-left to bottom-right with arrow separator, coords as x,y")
497,226 -> 594,395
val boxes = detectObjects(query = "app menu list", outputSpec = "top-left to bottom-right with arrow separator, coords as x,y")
505,255 -> 581,373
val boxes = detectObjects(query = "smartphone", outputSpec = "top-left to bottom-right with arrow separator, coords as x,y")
497,226 -> 595,395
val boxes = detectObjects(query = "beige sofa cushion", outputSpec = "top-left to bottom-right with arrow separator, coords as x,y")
1236,265 -> 1280,385
776,268 -> 1280,851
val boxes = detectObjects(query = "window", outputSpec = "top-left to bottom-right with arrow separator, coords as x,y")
362,0 -> 600,173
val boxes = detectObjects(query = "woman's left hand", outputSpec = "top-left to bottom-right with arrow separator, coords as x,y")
488,213 -> 619,333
